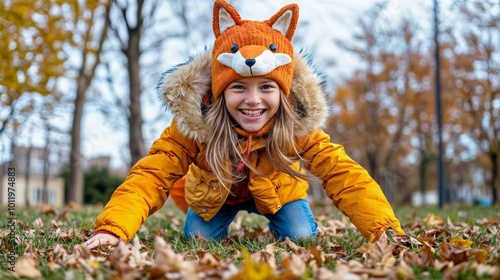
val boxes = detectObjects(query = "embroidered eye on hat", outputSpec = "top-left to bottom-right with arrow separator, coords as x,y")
211,0 -> 299,100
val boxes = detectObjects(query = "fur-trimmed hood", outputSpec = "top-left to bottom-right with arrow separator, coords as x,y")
158,48 -> 329,143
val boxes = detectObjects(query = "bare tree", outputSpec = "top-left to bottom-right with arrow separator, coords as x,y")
110,0 -> 150,166
102,0 -> 212,167
67,2 -> 111,205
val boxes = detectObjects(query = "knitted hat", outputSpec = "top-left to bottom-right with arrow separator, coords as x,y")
211,0 -> 299,100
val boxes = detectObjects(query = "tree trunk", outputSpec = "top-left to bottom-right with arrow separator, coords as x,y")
125,0 -> 146,167
24,141 -> 32,207
127,31 -> 146,166
366,150 -> 380,184
419,151 -> 427,206
66,3 -> 110,205
42,126 -> 50,204
67,80 -> 87,205
491,151 -> 498,204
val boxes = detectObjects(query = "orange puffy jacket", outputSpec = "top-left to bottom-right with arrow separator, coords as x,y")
94,50 -> 405,242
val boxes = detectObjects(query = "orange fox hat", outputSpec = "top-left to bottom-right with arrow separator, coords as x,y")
211,0 -> 299,100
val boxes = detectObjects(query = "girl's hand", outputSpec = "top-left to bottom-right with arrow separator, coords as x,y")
84,232 -> 119,249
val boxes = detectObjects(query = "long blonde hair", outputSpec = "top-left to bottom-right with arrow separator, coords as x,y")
204,91 -> 311,190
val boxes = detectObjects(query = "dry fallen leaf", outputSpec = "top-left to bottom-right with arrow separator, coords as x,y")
251,243 -> 277,271
319,263 -> 361,280
442,262 -> 469,280
13,256 -> 43,278
32,218 -> 44,228
397,250 -> 416,279
475,263 -> 500,278
466,247 -> 489,264
38,203 -> 57,216
356,232 -> 396,269
284,237 -> 311,263
424,213 -> 444,227
401,250 -> 423,267
150,236 -> 200,279
439,241 -> 469,264
107,239 -> 147,279
68,201 -> 81,210
393,234 -> 422,247
419,243 -> 435,267
280,251 -> 307,278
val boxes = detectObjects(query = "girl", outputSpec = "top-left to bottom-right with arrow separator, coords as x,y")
85,0 -> 404,249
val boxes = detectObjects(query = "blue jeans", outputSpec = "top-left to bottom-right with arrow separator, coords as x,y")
183,199 -> 318,241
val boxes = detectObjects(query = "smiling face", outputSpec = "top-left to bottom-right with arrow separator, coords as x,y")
223,77 -> 281,133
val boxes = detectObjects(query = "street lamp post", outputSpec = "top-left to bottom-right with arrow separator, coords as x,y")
433,0 -> 446,208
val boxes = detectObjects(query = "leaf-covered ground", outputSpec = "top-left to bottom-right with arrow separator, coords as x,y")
1,202 -> 499,279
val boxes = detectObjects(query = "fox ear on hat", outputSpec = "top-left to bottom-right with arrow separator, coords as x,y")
266,4 -> 299,40
213,0 -> 299,40
213,0 -> 242,38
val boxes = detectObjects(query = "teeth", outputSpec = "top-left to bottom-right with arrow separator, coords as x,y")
241,109 -> 264,117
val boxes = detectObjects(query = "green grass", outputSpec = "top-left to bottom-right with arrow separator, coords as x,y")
1,202 -> 499,279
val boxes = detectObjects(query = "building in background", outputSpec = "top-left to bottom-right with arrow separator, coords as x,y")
84,155 -> 111,171
0,145 -> 126,208
84,155 -> 128,178
0,146 -> 66,207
